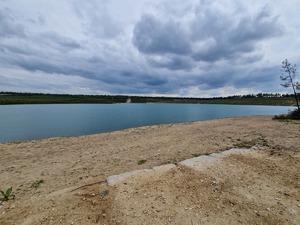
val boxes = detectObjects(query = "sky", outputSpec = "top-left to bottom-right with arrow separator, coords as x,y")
0,0 -> 300,97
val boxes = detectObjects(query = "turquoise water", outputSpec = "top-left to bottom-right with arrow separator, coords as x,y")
0,104 -> 295,143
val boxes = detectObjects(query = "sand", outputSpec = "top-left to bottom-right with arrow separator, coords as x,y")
0,115 -> 299,224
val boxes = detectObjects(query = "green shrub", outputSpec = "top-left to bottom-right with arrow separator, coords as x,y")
273,108 -> 300,120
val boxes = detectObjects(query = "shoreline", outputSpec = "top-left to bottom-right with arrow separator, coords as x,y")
0,115 -> 299,224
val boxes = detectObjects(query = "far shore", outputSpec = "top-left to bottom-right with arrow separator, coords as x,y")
0,91 -> 298,105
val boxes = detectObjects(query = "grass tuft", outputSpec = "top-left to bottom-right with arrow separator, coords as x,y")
31,179 -> 44,189
138,159 -> 147,165
191,152 -> 210,157
234,137 -> 268,148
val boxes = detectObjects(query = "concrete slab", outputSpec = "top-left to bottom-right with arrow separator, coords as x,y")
107,148 -> 255,185
179,148 -> 254,171
107,164 -> 176,186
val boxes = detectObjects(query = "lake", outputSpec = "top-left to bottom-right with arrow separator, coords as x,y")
0,104 -> 295,143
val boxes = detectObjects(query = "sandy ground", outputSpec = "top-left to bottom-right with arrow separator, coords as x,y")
0,115 -> 299,224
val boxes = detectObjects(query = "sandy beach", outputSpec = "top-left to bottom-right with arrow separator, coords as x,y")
0,116 -> 299,224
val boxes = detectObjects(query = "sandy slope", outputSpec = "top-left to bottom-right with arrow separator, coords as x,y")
0,116 -> 299,224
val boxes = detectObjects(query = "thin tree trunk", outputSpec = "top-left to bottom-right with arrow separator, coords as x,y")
292,86 -> 300,109
290,76 -> 300,109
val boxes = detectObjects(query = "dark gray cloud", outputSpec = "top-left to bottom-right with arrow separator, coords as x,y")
0,8 -> 26,38
148,56 -> 194,71
28,13 -> 45,25
1,42 -> 30,56
72,0 -> 122,39
190,65 -> 281,93
133,5 -> 283,71
133,15 -> 191,55
142,75 -> 168,86
232,8 -> 282,43
0,32 -> 83,80
36,32 -> 82,51
232,66 -> 280,87
192,7 -> 283,62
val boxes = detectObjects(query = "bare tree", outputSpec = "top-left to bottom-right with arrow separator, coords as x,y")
280,59 -> 300,109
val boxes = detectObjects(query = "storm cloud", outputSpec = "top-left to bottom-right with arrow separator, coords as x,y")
133,15 -> 191,56
0,0 -> 299,97
191,6 -> 283,62
133,5 -> 283,68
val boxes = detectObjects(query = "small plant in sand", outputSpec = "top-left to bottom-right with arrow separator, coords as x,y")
192,152 -> 210,157
31,179 -> 44,189
0,187 -> 15,201
100,190 -> 109,197
138,159 -> 147,165
234,137 -> 268,148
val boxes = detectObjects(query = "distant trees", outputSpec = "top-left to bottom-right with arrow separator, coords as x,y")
256,93 -> 281,98
280,59 -> 300,109
226,93 -> 282,99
